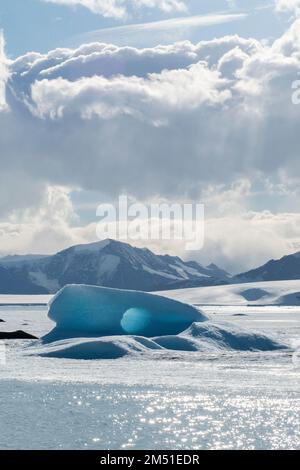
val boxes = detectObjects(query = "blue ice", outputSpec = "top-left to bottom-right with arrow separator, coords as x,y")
43,284 -> 206,342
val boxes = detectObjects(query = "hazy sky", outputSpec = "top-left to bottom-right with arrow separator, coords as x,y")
0,0 -> 300,272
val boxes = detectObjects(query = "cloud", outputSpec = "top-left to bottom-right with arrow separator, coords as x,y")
30,63 -> 230,122
0,32 -> 8,110
1,19 -> 300,267
1,184 -> 299,275
5,35 -> 263,204
196,210 -> 300,273
12,34 -> 256,85
43,0 -> 187,18
77,13 -> 248,46
275,0 -> 300,17
7,27 -> 299,200
0,186 -> 79,255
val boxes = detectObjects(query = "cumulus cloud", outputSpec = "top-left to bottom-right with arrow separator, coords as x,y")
0,186 -> 76,255
275,0 -> 300,17
198,211 -> 300,273
1,19 -> 300,267
30,63 -> 230,122
6,28 -> 299,199
43,0 -> 187,18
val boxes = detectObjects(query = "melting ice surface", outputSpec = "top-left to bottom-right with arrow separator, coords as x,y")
36,284 -> 288,359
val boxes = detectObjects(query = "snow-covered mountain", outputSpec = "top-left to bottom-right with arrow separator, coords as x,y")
235,251 -> 300,283
0,239 -> 231,294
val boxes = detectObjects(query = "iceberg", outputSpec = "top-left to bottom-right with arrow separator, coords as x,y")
36,284 -> 288,359
44,284 -> 206,342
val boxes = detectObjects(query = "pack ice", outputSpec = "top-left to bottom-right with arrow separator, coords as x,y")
44,284 -> 206,342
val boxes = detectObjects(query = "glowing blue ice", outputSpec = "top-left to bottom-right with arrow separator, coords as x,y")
44,284 -> 206,341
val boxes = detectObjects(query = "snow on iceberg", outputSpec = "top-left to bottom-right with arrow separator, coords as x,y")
43,284 -> 206,342
35,321 -> 288,360
154,322 -> 287,352
35,336 -> 164,360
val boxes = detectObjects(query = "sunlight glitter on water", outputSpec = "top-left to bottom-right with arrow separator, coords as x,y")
1,305 -> 300,450
1,381 -> 300,450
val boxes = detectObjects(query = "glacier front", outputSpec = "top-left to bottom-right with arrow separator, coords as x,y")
44,284 -> 206,341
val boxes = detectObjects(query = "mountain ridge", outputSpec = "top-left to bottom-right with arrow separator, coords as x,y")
0,239 -> 231,294
235,251 -> 300,283
2,240 -> 299,295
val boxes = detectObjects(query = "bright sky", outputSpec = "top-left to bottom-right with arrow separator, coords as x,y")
0,0 -> 300,273
0,0 -> 285,57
